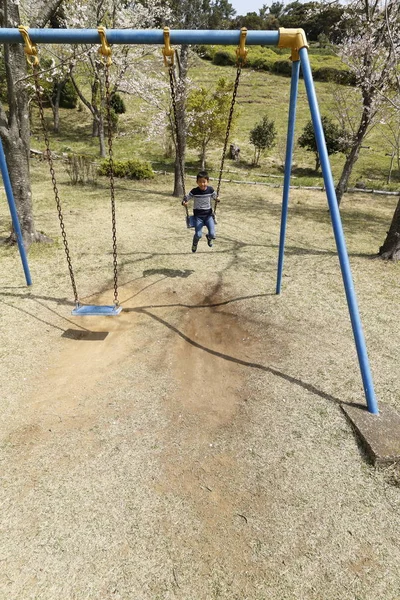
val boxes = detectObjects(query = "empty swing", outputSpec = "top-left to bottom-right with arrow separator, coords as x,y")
19,26 -> 121,316
162,27 -> 247,228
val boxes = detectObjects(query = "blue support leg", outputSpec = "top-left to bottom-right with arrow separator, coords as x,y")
276,59 -> 300,295
0,137 -> 32,286
299,47 -> 378,415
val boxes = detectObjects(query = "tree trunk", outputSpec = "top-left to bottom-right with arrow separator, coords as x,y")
98,113 -> 106,158
173,45 -> 189,197
315,154 -> 320,172
379,197 -> 400,260
387,152 -> 394,184
0,0 -> 63,247
92,118 -> 99,137
200,143 -> 206,170
0,1 -> 37,247
335,106 -> 371,206
52,82 -> 62,133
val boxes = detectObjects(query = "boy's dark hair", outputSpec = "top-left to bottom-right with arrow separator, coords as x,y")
197,170 -> 209,181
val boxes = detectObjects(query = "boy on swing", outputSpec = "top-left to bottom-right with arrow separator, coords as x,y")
182,171 -> 219,253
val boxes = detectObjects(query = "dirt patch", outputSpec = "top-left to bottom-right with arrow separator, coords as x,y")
1,177 -> 400,599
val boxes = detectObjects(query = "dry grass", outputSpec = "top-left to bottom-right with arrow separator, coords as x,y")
1,163 -> 400,600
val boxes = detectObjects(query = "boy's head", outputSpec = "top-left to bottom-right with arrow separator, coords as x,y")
197,170 -> 209,191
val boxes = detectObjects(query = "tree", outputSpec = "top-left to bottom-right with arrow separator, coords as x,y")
334,0 -> 400,205
378,1 -> 400,260
0,0 -> 64,247
208,0 -> 236,29
66,0 -> 168,157
298,115 -> 349,171
249,115 -> 276,167
186,77 -> 236,169
167,0 -> 213,196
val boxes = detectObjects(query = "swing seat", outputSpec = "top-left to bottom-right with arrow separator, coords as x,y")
186,215 -> 196,228
72,304 -> 122,316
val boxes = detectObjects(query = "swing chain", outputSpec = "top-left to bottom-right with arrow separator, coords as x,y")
23,33 -> 80,306
215,27 -> 247,214
100,28 -> 119,308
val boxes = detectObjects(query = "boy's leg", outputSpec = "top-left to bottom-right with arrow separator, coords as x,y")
192,216 -> 203,252
205,214 -> 216,247
192,234 -> 199,252
194,216 -> 203,239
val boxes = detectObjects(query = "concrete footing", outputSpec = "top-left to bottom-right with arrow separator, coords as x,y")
342,402 -> 400,466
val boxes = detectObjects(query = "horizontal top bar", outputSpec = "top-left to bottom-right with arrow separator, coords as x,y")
0,28 -> 280,46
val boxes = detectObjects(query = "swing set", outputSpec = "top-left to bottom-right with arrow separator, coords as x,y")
0,26 -> 379,415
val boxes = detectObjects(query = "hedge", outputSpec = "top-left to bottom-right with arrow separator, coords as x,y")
99,159 -> 154,180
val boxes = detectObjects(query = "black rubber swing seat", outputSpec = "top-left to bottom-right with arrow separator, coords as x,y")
71,304 -> 122,316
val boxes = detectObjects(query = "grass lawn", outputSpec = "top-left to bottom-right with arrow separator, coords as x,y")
30,50 -> 400,195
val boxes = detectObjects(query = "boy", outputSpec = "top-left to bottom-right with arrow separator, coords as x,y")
182,171 -> 219,253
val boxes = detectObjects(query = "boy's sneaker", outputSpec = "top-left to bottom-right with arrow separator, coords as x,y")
192,238 -> 198,253
206,234 -> 214,248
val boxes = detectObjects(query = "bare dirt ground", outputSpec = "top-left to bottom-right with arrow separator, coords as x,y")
1,173 -> 400,599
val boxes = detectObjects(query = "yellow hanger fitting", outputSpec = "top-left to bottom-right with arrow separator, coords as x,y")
236,27 -> 248,66
98,26 -> 112,66
162,27 -> 174,67
18,26 -> 39,66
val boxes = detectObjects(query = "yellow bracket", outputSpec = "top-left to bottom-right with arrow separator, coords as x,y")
278,27 -> 308,62
162,27 -> 174,67
98,26 -> 112,66
236,27 -> 248,65
18,26 -> 39,66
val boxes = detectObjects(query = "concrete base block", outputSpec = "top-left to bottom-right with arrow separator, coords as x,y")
342,402 -> 400,466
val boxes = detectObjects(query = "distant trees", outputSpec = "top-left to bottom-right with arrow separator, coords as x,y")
230,1 -> 346,42
168,0 -> 235,30
249,115 -> 277,167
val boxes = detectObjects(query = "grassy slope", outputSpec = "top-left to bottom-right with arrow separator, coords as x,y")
31,50 -> 399,192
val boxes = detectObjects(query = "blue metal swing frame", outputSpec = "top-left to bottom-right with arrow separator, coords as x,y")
0,26 -> 379,413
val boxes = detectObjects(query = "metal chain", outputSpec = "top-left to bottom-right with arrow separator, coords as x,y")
32,64 -> 80,305
168,63 -> 188,218
215,63 -> 243,214
104,61 -> 119,307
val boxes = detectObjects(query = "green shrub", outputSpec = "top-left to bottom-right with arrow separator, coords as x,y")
249,56 -> 273,71
313,66 -> 356,85
212,49 -> 236,66
110,92 -> 126,114
56,80 -> 78,109
271,60 -> 292,76
195,45 -> 215,60
99,158 -> 154,180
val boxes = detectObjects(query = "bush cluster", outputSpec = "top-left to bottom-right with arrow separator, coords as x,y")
98,158 -> 154,180
200,45 -> 353,85
110,93 -> 126,114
